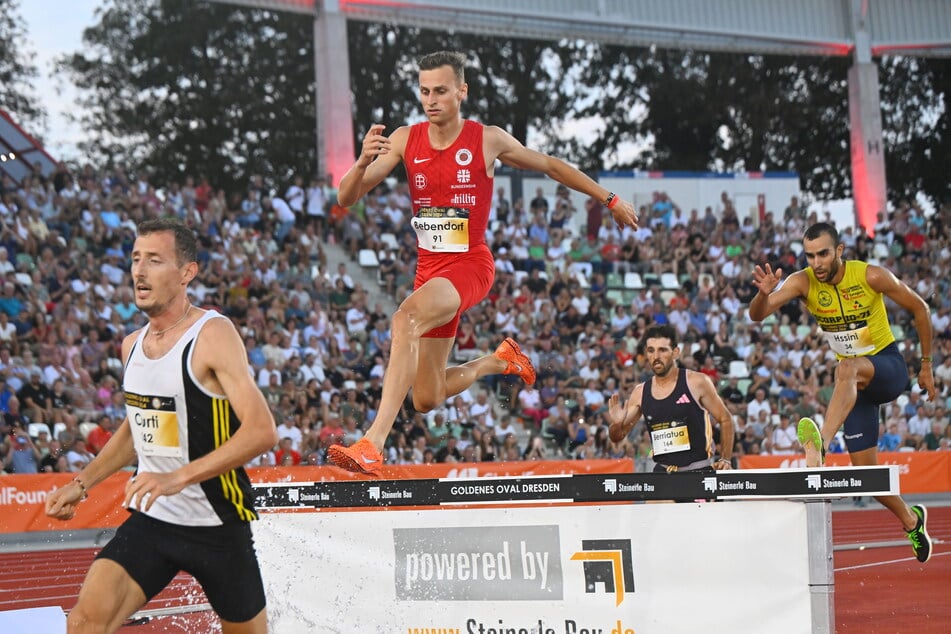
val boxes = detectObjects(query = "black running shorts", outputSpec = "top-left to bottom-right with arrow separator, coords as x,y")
96,510 -> 266,623
842,343 -> 909,453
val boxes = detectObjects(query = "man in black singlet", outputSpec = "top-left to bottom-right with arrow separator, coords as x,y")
607,324 -> 734,477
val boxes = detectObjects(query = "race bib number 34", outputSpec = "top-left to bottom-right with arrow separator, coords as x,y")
126,392 -> 182,458
819,324 -> 876,357
412,206 -> 470,253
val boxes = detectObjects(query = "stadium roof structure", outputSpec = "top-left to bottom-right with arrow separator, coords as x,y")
0,109 -> 57,186
216,0 -> 951,230
220,0 -> 951,58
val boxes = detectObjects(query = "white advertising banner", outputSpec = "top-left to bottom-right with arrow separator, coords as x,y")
255,501 -> 814,634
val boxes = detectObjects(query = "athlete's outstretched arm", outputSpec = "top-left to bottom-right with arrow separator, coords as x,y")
867,264 -> 936,400
749,266 -> 807,322
485,126 -> 637,229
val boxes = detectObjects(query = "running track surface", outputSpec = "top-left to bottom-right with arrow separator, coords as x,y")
1,505 -> 948,633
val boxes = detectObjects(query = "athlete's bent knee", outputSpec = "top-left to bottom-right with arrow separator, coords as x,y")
390,308 -> 412,334
413,392 -> 443,413
67,606 -> 106,634
834,358 -> 860,383
392,306 -> 429,340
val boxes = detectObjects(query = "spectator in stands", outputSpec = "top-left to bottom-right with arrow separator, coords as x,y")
3,395 -> 28,431
435,435 -> 463,463
38,438 -> 66,473
474,428 -> 497,462
17,370 -> 52,426
719,376 -> 745,407
539,395 -> 570,450
938,422 -> 951,450
496,431 -> 519,460
933,353 -> 951,385
907,405 -> 933,446
0,311 -> 17,354
581,378 -> 606,418
274,437 -> 302,466
513,381 -> 546,432
566,415 -> 590,454
522,434 -> 546,461
746,386 -> 772,422
769,414 -> 799,455
923,419 -> 947,451
340,414 -> 364,447
0,282 -> 23,318
318,413 -> 345,450
3,422 -> 41,473
85,414 -> 115,455
64,437 -> 94,472
278,411 -> 307,449
878,423 -> 903,452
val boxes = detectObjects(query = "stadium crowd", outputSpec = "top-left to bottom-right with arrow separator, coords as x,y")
1,163 -> 950,475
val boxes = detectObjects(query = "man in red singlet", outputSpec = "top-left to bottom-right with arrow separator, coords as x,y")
328,50 -> 638,475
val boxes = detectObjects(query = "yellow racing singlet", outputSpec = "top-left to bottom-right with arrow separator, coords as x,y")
803,260 -> 895,358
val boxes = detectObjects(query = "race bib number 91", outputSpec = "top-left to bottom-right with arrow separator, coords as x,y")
412,206 -> 470,253
125,392 -> 182,458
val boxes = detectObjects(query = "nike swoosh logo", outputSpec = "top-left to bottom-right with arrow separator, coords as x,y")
413,157 -> 431,164
360,454 -> 379,464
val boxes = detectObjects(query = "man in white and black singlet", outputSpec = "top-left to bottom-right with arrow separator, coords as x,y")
45,217 -> 278,633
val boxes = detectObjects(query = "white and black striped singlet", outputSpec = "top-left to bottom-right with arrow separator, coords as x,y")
124,310 -> 257,526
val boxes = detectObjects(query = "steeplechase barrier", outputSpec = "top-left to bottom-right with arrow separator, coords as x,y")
253,465 -> 898,634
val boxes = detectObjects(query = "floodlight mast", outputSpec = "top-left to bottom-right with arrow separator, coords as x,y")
208,0 -> 355,185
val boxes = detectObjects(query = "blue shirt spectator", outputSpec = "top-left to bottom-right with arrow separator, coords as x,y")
0,284 -> 23,318
878,424 -> 902,452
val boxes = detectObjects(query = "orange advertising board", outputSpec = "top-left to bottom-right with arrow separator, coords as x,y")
0,460 -> 631,534
3,454 -> 947,534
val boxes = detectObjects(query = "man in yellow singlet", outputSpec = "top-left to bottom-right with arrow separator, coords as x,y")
749,222 -> 935,563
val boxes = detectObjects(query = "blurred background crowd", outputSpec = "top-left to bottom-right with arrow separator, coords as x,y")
1,164 -> 950,475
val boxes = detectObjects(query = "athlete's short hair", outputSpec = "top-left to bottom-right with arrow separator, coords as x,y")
419,50 -> 467,83
642,324 -> 678,349
136,217 -> 198,266
804,222 -> 839,246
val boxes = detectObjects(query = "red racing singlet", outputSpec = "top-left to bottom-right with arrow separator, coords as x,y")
404,120 -> 492,253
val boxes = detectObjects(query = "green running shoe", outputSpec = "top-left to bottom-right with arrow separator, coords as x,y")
797,417 -> 825,466
907,505 -> 932,563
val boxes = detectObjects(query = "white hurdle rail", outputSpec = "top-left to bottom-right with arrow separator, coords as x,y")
253,465 -> 898,509
251,466 -> 898,634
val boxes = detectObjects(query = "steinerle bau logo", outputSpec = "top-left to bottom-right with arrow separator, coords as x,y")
602,478 -> 655,494
570,539 -> 635,606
